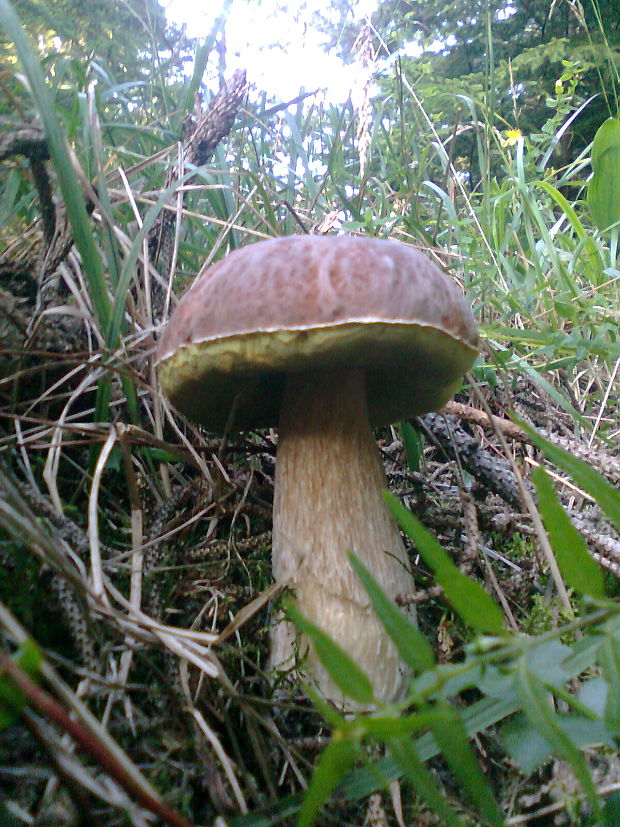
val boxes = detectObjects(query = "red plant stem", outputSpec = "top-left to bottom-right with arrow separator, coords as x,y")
0,653 -> 195,827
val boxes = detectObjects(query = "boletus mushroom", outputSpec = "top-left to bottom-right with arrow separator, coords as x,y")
156,235 -> 479,706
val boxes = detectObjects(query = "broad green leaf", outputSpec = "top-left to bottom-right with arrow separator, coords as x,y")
526,640 -> 573,688
297,735 -> 359,827
477,664 -> 518,705
588,118 -> 620,233
347,552 -> 435,673
516,418 -> 620,530
579,677 -> 608,718
532,467 -> 605,597
384,493 -> 504,634
285,603 -> 375,706
431,703 -> 504,826
388,736 -> 461,827
516,659 -> 599,814
599,635 -> 620,735
502,712 -> 610,774
562,634 -> 607,676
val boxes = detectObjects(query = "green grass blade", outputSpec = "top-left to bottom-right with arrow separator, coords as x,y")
399,420 -> 423,472
599,634 -> 620,735
297,735 -> 359,827
516,419 -> 620,530
335,693 -> 520,803
106,186 -> 178,350
388,735 -> 462,827
285,603 -> 375,706
0,0 -> 111,333
347,552 -> 435,673
384,493 -> 505,634
602,793 -> 620,827
430,703 -> 504,826
516,658 -> 600,815
302,684 -> 350,729
532,467 -> 605,598
91,180 -> 188,432
522,367 -> 593,431
177,1 -> 233,123
536,179 -> 604,281
363,710 -> 442,740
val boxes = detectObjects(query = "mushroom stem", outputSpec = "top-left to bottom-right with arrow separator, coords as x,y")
271,367 -> 416,705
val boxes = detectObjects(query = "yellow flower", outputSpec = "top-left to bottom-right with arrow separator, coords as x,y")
501,128 -> 523,147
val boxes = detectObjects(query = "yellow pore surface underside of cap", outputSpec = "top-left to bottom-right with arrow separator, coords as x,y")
157,317 -> 478,432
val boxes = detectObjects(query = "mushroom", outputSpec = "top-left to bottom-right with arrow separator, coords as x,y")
156,235 -> 479,706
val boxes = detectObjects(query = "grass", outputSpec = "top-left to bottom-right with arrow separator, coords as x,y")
0,2 -> 619,825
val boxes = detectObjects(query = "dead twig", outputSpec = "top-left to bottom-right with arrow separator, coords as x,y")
0,652 -> 195,827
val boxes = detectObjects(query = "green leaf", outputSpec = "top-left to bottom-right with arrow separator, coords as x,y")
532,467 -> 605,598
399,421 -> 423,472
0,0 -> 111,332
587,117 -> 620,233
388,736 -> 462,827
297,735 -> 359,827
363,710 -> 442,740
0,686 -> 23,729
522,367 -> 591,431
579,677 -> 608,718
384,493 -> 504,634
430,703 -> 504,826
285,603 -> 375,706
536,180 -> 603,278
335,693 -> 520,807
0,639 -> 42,730
515,658 -> 600,814
602,792 -> 620,827
13,638 -> 42,677
599,635 -> 620,735
502,711 -> 610,774
525,640 -> 573,688
347,552 -> 435,673
562,634 -> 607,677
302,683 -> 350,730
515,418 -> 620,531
477,663 -> 518,705
177,2 -> 233,124
142,448 -> 182,464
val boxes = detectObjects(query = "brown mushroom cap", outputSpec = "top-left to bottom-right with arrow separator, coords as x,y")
156,235 -> 479,431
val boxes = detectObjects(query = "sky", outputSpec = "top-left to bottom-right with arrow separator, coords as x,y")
162,0 -> 379,103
